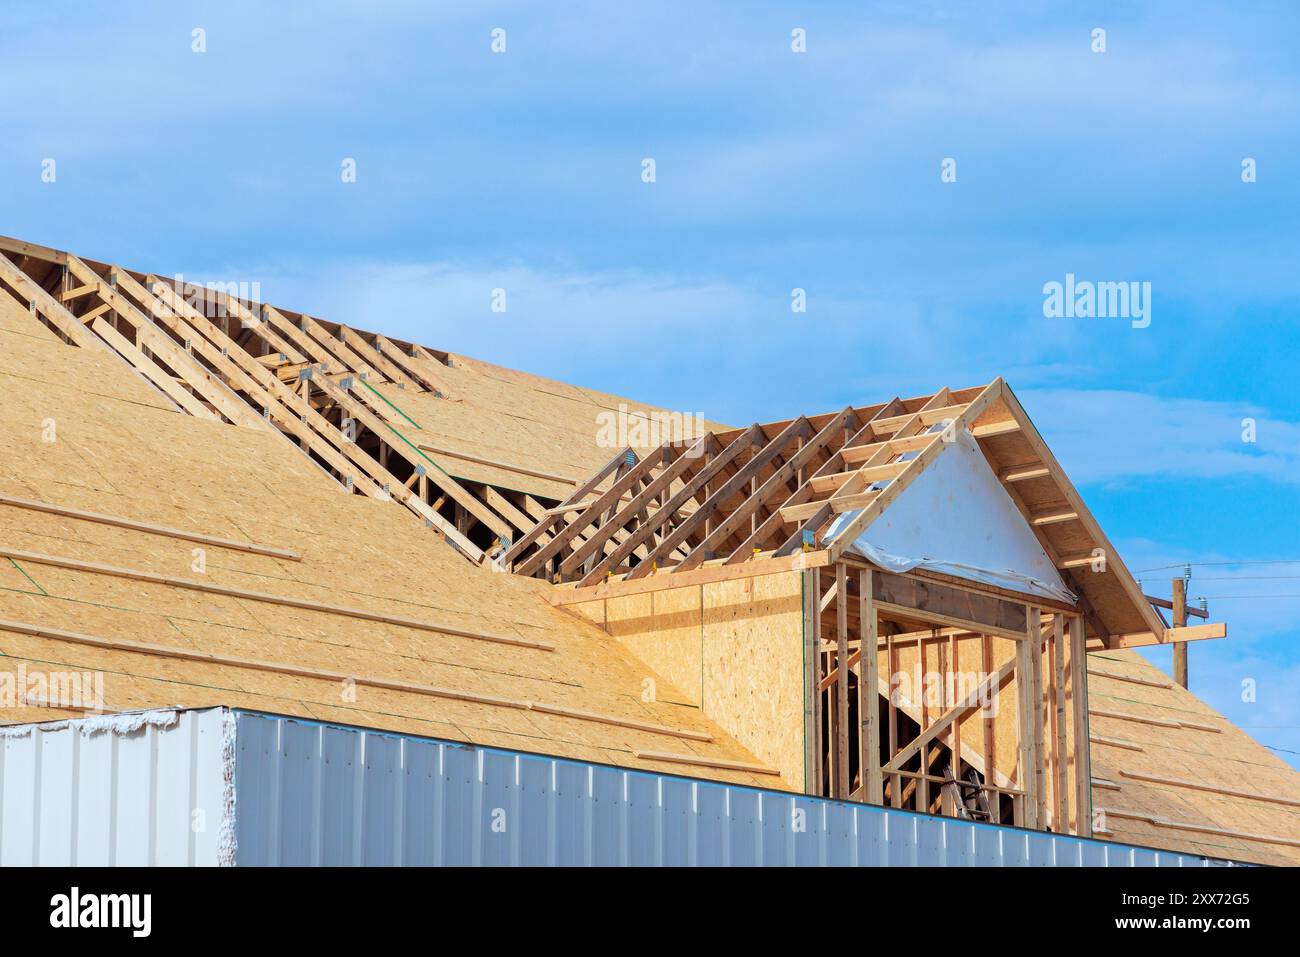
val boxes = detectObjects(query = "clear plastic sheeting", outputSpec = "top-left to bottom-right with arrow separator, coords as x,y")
825,427 -> 1077,605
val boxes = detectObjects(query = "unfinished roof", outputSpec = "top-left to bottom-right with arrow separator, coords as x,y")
0,276 -> 772,789
0,234 -> 721,564
2,234 -> 1297,865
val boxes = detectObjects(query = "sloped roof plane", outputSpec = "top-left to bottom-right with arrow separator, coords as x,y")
0,289 -> 774,789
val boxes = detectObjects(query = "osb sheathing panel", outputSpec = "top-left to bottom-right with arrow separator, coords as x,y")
0,330 -> 773,790
0,326 -> 173,412
6,288 -> 1298,860
0,297 -> 59,343
370,351 -> 727,500
0,559 -> 38,594
702,573 -> 805,788
1086,649 -> 1300,865
597,588 -> 703,707
587,571 -> 805,790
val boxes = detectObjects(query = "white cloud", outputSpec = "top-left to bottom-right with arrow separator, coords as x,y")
199,257 -> 1300,461
221,255 -> 1045,422
1020,388 -> 1300,485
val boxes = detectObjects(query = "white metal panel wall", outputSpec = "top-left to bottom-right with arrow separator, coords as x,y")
0,708 -> 229,866
232,710 -> 1226,867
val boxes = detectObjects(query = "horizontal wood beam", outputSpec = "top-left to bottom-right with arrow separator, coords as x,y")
0,494 -> 300,560
1100,807 -> 1300,850
550,549 -> 832,605
871,570 -> 1035,641
631,750 -> 779,776
1086,621 -> 1225,651
870,404 -> 969,436
999,465 -> 1050,482
809,461 -> 907,495
1146,593 -> 1210,619
839,433 -> 934,465
1118,770 -> 1300,808
58,283 -> 97,302
1030,508 -> 1079,526
970,420 -> 1021,438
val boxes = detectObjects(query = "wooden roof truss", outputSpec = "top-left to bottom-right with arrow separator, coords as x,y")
0,236 -> 561,564
506,383 -> 1001,583
513,379 -> 1221,649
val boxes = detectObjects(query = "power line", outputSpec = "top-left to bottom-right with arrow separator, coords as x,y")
1138,574 -> 1300,582
1191,594 -> 1300,600
1186,575 -> 1300,581
1133,559 -> 1300,574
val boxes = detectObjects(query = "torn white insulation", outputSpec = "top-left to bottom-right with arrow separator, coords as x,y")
0,706 -> 179,738
217,708 -> 238,866
825,427 -> 1076,604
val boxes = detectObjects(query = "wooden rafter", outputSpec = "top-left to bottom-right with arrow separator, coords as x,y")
771,396 -> 916,556
339,325 -> 410,388
557,438 -> 707,576
516,447 -> 660,576
637,416 -> 814,577
502,446 -> 633,566
823,382 -> 1001,561
676,411 -> 855,572
725,401 -> 902,562
509,386 -> 1030,588
0,252 -> 101,349
572,428 -> 756,585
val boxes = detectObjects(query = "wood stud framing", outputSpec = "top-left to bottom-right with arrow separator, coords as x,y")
796,558 -> 1090,836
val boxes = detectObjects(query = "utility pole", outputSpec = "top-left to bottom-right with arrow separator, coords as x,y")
1172,574 -> 1188,688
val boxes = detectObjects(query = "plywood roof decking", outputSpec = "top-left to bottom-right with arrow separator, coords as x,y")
370,353 -> 725,501
0,314 -> 775,788
1087,650 -> 1300,866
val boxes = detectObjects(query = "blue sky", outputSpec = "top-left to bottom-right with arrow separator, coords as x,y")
3,2 -> 1299,764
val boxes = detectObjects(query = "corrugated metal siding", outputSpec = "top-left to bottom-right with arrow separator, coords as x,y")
233,710 -> 1223,867
0,708 -> 229,866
